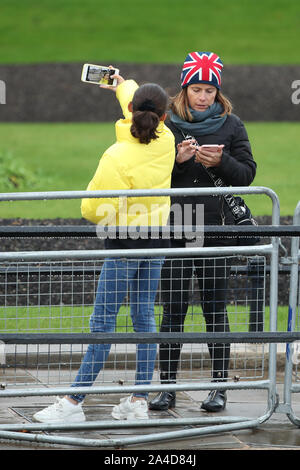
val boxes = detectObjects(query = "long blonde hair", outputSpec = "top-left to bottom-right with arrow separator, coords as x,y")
170,87 -> 232,122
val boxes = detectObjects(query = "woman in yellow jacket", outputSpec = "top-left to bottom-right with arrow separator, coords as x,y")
34,74 -> 175,424
81,78 -> 174,239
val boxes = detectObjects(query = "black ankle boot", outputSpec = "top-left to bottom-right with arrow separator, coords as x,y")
201,390 -> 227,412
148,391 -> 176,411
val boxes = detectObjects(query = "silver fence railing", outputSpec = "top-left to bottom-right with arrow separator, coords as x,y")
283,201 -> 300,424
0,186 -> 298,448
0,256 -> 267,387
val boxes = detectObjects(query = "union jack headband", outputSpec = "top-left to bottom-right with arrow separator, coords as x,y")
181,52 -> 223,89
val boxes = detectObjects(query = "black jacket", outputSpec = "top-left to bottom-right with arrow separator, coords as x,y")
166,114 -> 257,237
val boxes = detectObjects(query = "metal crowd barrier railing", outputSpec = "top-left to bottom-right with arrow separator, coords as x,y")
282,201 -> 300,424
0,186 -> 298,448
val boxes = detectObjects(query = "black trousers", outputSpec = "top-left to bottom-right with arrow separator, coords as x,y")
159,255 -> 232,382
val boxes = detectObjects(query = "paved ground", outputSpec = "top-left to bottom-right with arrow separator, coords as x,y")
0,370 -> 300,452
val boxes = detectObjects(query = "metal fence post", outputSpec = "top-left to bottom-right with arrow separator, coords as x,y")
284,201 -> 300,424
248,256 -> 265,332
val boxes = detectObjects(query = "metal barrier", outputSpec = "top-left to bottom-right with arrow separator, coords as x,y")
283,201 -> 300,425
0,257 -> 267,386
0,185 -> 289,448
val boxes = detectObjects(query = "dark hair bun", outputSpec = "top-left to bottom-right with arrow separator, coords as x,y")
130,83 -> 168,144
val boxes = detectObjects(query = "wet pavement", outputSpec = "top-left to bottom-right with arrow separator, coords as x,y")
1,371 -> 300,451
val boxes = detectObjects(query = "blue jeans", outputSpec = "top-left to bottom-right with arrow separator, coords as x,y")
69,257 -> 164,402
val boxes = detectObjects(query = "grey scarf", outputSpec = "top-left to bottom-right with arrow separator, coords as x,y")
169,102 -> 227,136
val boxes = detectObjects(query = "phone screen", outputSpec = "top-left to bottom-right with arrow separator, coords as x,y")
86,66 -> 116,85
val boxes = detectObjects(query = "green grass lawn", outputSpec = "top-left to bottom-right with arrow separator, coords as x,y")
1,0 -> 300,65
244,122 -> 300,216
0,121 -> 298,218
0,304 -> 289,334
0,123 -> 115,218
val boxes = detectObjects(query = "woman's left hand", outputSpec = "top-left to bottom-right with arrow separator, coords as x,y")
195,145 -> 224,168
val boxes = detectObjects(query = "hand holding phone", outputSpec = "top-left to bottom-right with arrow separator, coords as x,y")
81,64 -> 120,87
195,144 -> 224,168
99,72 -> 125,91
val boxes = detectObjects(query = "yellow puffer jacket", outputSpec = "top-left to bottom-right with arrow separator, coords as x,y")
81,80 -> 175,226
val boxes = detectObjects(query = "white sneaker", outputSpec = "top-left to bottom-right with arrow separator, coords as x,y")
33,397 -> 86,424
111,395 -> 149,420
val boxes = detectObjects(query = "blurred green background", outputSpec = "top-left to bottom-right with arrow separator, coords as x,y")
0,0 -> 299,218
1,0 -> 300,65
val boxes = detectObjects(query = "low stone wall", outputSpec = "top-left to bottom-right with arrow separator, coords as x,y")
0,63 -> 299,122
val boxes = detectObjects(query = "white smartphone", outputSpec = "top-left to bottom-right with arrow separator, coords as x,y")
201,144 -> 222,152
81,64 -> 119,86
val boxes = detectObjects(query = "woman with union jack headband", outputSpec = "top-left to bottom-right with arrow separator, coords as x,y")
149,51 -> 257,413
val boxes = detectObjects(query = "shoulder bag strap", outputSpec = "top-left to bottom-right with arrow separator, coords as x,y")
180,131 -> 246,221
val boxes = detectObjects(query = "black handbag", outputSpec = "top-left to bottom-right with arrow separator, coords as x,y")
204,168 -> 260,246
230,196 -> 260,246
